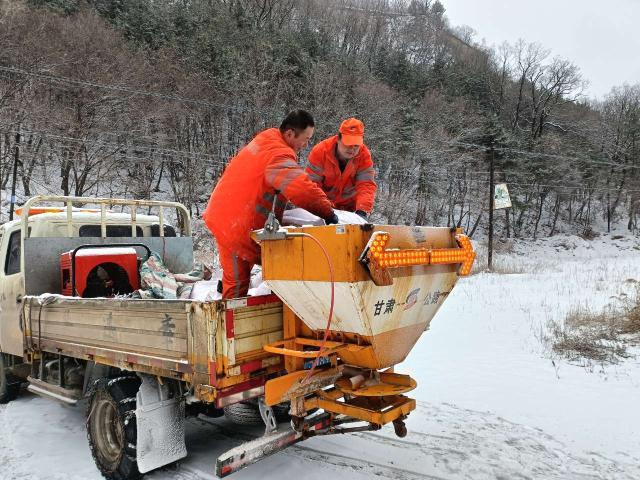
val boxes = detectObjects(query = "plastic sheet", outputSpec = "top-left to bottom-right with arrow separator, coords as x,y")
282,208 -> 367,226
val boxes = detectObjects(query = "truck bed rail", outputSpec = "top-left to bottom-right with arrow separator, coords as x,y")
20,195 -> 192,241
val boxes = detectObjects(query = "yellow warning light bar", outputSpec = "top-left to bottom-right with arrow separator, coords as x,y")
362,231 -> 476,285
430,233 -> 475,276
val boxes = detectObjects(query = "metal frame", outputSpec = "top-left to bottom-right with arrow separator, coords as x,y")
306,388 -> 415,425
19,195 -> 191,274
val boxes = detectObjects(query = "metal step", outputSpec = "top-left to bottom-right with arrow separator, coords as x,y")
27,376 -> 81,405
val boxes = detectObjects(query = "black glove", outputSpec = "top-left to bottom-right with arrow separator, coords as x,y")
324,212 -> 339,225
355,210 -> 368,220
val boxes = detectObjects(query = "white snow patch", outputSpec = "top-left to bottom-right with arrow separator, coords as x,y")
1,234 -> 639,479
74,247 -> 138,257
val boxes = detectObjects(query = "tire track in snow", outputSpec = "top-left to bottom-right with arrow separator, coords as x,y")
3,397 -> 638,480
191,416 -> 443,479
388,401 -> 640,480
289,444 -> 446,480
187,407 -> 640,480
0,403 -> 37,480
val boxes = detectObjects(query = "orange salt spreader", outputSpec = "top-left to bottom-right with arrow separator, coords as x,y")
263,217 -> 474,423
217,218 -> 475,476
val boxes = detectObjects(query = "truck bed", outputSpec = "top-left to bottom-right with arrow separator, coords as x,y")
22,294 -> 285,403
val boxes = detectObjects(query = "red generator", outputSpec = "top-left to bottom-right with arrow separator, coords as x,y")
61,245 -> 148,298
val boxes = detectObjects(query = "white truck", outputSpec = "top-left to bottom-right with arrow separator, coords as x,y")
0,195 -> 474,479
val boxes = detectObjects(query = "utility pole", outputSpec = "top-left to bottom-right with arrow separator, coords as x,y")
606,191 -> 611,233
487,144 -> 495,271
9,129 -> 20,221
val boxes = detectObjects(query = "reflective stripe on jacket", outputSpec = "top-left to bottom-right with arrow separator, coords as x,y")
203,128 -> 334,259
306,135 -> 377,213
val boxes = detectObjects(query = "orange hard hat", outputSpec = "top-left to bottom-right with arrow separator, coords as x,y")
339,118 -> 364,146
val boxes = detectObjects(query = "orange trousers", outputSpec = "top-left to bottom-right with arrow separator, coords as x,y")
218,243 -> 260,299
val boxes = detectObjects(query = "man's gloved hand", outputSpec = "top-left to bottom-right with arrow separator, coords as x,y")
355,210 -> 368,220
324,211 -> 339,225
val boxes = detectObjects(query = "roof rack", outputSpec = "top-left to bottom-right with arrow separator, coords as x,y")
19,195 -> 191,240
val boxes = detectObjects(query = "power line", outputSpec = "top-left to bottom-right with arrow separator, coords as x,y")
6,128 -> 226,163
0,65 -> 268,115
6,127 -> 637,194
2,66 -> 639,182
9,126 -> 634,179
9,143 -> 640,195
436,140 -> 640,170
4,65 -> 638,172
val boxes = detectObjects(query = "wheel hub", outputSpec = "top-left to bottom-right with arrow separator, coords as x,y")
91,391 -> 125,470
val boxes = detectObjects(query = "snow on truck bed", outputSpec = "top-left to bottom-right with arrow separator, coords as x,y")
73,247 -> 138,257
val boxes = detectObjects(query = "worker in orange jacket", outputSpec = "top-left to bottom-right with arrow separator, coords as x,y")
203,110 -> 338,299
305,118 -> 377,220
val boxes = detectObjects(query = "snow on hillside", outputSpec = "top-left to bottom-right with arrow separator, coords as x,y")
1,234 -> 639,479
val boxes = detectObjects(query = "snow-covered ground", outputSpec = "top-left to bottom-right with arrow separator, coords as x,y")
1,234 -> 639,479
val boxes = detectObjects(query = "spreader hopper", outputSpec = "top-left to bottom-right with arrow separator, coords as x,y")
216,223 -> 478,475
258,224 -> 475,369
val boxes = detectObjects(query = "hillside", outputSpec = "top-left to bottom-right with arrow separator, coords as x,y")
0,0 -> 638,239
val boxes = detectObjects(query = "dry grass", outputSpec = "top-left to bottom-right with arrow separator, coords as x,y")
623,298 -> 640,334
548,288 -> 640,364
579,226 -> 600,241
488,257 -> 528,274
550,308 -> 629,363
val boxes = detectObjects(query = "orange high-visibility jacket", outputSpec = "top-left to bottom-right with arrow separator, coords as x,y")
306,135 -> 377,213
203,128 -> 334,260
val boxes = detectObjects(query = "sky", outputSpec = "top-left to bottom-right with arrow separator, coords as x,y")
441,0 -> 640,100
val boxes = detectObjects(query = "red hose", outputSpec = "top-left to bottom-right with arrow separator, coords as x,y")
298,232 -> 335,383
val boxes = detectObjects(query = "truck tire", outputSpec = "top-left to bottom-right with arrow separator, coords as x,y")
273,403 -> 291,422
0,355 -> 20,404
223,400 -> 290,425
86,376 -> 142,480
223,401 -> 262,425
